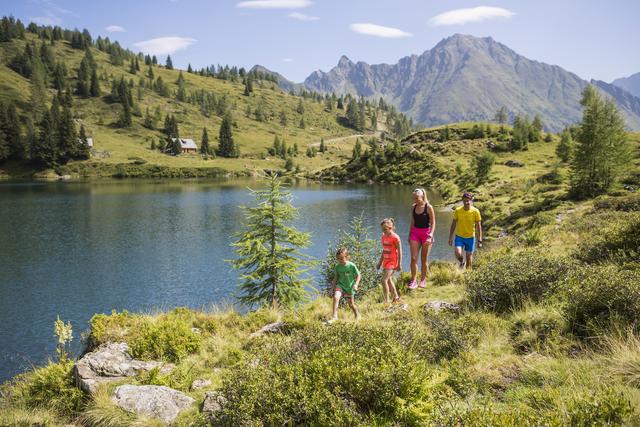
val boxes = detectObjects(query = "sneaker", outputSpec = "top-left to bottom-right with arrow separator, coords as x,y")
458,259 -> 466,269
324,318 -> 337,325
407,280 -> 418,290
419,279 -> 427,288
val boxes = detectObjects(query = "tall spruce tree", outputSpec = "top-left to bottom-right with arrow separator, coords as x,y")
570,86 -> 630,198
165,55 -> 173,70
77,124 -> 90,159
200,127 -> 210,155
231,174 -> 312,309
89,69 -> 100,97
58,104 -> 78,161
217,114 -> 237,157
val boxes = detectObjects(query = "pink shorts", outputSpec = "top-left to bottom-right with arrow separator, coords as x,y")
409,227 -> 433,245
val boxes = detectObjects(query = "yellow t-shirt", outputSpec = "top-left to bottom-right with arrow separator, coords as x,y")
453,206 -> 481,238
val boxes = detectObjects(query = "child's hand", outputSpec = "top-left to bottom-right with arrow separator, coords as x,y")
395,265 -> 401,272
354,283 -> 359,291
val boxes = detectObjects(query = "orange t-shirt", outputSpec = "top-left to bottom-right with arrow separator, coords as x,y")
381,232 -> 400,268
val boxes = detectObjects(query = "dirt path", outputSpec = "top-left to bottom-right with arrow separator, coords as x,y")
309,131 -> 381,148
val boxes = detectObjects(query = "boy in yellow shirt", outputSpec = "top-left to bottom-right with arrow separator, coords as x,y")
448,192 -> 483,269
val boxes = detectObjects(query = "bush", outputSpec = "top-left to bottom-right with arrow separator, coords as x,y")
565,388 -> 633,426
575,212 -> 640,266
466,250 -> 573,313
594,193 -> 640,212
88,310 -> 139,348
13,360 -> 85,417
509,304 -> 569,354
321,214 -> 381,300
429,261 -> 463,286
129,315 -> 201,362
422,312 -> 482,362
214,323 -> 444,425
562,265 -> 640,337
522,228 -> 543,246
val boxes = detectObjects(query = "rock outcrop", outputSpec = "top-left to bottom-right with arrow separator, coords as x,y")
112,384 -> 195,424
73,342 -> 173,394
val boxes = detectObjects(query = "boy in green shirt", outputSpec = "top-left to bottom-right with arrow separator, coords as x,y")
327,247 -> 361,324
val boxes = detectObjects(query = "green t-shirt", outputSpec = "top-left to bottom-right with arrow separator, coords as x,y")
334,261 -> 360,294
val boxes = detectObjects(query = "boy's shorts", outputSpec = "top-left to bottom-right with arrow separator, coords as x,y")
454,235 -> 476,253
335,286 -> 355,298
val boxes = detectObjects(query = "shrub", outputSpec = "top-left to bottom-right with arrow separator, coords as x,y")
429,261 -> 463,286
562,265 -> 640,337
466,250 -> 573,313
88,310 -> 139,348
128,315 -> 201,362
213,323 -> 453,425
522,228 -> 543,246
565,388 -> 633,426
509,304 -> 569,354
13,360 -> 85,417
422,312 -> 482,362
321,214 -> 381,300
575,212 -> 640,266
594,193 -> 640,212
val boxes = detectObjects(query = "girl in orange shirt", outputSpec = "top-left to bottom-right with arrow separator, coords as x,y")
377,218 -> 402,306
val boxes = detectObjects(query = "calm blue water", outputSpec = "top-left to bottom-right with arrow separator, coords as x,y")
0,179 -> 453,383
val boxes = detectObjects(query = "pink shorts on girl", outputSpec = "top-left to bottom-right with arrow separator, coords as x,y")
409,226 -> 433,245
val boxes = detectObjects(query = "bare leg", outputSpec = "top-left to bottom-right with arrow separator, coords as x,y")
454,246 -> 464,266
420,242 -> 432,281
347,298 -> 360,320
409,239 -> 421,282
332,290 -> 342,320
381,270 -> 390,303
387,272 -> 400,300
465,251 -> 474,270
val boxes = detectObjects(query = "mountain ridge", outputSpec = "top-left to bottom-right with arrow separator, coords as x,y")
262,34 -> 640,132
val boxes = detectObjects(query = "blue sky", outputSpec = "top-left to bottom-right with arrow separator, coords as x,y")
2,0 -> 639,83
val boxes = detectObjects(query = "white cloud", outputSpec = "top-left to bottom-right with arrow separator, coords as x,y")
349,23 -> 412,38
30,15 -> 61,26
429,6 -> 515,26
282,58 -> 293,62
237,0 -> 312,9
288,12 -> 319,21
133,36 -> 197,56
106,25 -> 125,33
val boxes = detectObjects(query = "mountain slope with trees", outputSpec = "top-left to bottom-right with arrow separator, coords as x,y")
0,17 -> 414,179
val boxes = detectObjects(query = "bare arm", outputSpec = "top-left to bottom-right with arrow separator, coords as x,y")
428,204 -> 436,237
396,240 -> 402,271
476,221 -> 483,247
377,252 -> 383,270
354,274 -> 361,290
448,219 -> 457,246
408,204 -> 415,241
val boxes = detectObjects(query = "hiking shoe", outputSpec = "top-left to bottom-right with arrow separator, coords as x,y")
419,279 -> 427,288
324,318 -> 337,325
407,280 -> 418,290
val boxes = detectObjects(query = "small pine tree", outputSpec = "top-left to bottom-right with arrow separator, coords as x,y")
200,127 -> 210,155
165,55 -> 173,70
217,114 -> 237,157
90,69 -> 100,97
299,116 -> 305,129
319,138 -> 326,153
230,175 -> 313,309
556,130 -> 573,162
494,106 -> 508,124
471,151 -> 495,185
279,109 -> 287,127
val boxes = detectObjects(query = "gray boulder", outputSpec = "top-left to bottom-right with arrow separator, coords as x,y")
190,379 -> 212,391
73,342 -> 174,394
249,321 -> 287,338
202,391 -> 227,420
504,160 -> 525,167
112,384 -> 195,425
423,301 -> 461,312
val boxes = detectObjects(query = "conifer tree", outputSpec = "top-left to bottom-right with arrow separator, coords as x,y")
556,129 -> 573,163
231,174 -> 312,309
170,136 -> 182,155
200,127 -> 210,155
89,69 -> 100,97
165,55 -> 173,70
531,115 -> 543,142
279,109 -> 287,127
570,86 -> 630,198
187,63 -> 193,73
494,106 -> 508,124
217,114 -> 237,157
119,98 -> 132,127
319,138 -> 326,153
0,127 -> 8,163
58,104 -> 78,161
176,72 -> 186,102
77,124 -> 90,159
299,116 -> 305,129
32,110 -> 57,167
296,99 -> 304,114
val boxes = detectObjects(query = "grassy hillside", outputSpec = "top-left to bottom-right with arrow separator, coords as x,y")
0,32 -> 367,179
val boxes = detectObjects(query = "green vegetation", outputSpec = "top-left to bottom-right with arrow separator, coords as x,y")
231,175 -> 313,309
0,17 -> 414,179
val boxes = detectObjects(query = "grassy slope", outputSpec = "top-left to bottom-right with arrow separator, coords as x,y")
0,34 -> 363,178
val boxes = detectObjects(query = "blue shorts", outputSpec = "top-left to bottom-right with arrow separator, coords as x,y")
454,235 -> 476,253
